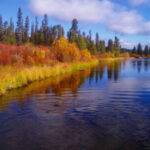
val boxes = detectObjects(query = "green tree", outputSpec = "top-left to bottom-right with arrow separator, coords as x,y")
24,16 -> 29,43
132,46 -> 137,54
16,8 -> 23,45
107,39 -> 114,52
43,14 -> 48,45
96,33 -> 101,53
76,35 -> 87,50
137,43 -> 143,55
144,45 -> 149,56
114,36 -> 120,57
35,17 -> 38,45
100,40 -> 106,54
88,40 -> 97,54
67,19 -> 78,42
0,15 -> 3,42
31,23 -> 35,44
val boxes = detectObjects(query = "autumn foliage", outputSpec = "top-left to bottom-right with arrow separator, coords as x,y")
80,49 -> 92,61
0,38 -> 94,66
51,38 -> 80,62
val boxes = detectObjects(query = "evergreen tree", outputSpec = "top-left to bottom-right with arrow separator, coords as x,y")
100,40 -> 106,54
89,30 -> 92,42
108,39 -> 114,52
43,14 -> 48,45
3,21 -> 8,43
114,36 -> 120,57
8,18 -> 16,44
88,40 -> 97,54
38,26 -> 44,45
132,46 -> 137,54
35,17 -> 39,45
0,15 -> 3,41
96,33 -> 101,53
76,35 -> 87,50
16,8 -> 23,45
71,19 -> 78,34
57,25 -> 64,39
68,19 -> 78,42
31,23 -> 35,44
52,26 -> 57,42
137,43 -> 143,55
144,45 -> 149,56
24,16 -> 29,43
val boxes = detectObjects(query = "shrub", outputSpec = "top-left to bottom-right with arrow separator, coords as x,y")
51,37 -> 80,62
80,49 -> 92,61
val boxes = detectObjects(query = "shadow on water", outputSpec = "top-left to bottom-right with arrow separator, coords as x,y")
0,59 -> 150,150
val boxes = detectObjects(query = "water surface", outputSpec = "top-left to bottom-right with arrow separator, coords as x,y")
0,59 -> 150,150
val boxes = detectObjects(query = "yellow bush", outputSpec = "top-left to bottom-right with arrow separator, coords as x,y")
80,49 -> 92,61
51,37 -> 80,62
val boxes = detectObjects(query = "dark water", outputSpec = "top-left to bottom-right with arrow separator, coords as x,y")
0,59 -> 150,150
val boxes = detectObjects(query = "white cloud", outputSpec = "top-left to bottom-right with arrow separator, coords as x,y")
120,39 -> 137,49
29,0 -> 150,35
128,0 -> 148,6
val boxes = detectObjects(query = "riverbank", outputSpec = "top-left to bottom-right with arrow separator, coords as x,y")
0,59 -> 99,96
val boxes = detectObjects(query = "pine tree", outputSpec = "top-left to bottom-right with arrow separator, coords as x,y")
100,40 -> 106,54
35,17 -> 39,45
114,36 -> 120,57
89,30 -> 92,42
43,14 -> 48,45
31,23 -> 35,44
0,15 -> 3,41
67,19 -> 78,42
137,43 -> 143,55
108,39 -> 114,52
132,46 -> 137,54
24,16 -> 29,43
76,35 -> 87,50
38,27 -> 44,45
8,18 -> 16,44
96,33 -> 100,53
88,40 -> 97,54
57,25 -> 64,39
144,45 -> 149,56
16,8 -> 23,45
52,26 -> 57,42
71,19 -> 78,34
3,21 -> 8,43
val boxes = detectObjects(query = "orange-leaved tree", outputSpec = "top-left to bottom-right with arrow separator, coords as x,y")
51,37 -> 80,62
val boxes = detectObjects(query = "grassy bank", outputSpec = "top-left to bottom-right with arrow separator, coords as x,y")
0,59 -> 99,95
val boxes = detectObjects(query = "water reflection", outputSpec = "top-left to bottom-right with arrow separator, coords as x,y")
132,59 -> 150,73
0,59 -> 150,150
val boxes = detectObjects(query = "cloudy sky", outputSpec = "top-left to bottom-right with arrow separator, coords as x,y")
1,0 -> 150,48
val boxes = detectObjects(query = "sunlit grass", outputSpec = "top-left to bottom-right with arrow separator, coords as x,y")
0,59 -> 99,95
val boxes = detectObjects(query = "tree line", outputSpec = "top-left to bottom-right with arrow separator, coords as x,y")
132,43 -> 150,56
0,8 -> 125,56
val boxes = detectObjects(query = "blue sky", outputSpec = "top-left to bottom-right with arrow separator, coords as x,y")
0,0 -> 150,48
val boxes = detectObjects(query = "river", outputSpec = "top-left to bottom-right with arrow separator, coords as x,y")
0,59 -> 150,150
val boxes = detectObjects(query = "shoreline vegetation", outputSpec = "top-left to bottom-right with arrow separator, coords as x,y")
0,60 -> 99,96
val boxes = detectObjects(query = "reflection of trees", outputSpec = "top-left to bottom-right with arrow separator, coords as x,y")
88,60 -> 121,83
51,70 -> 91,96
114,61 -> 120,81
144,60 -> 149,71
0,69 -> 92,111
132,60 -> 137,70
137,60 -> 142,73
132,59 -> 150,73
107,60 -> 121,81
